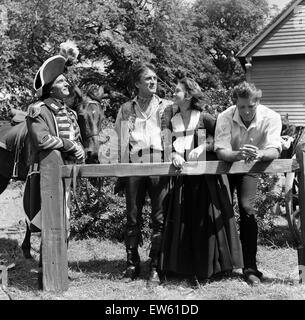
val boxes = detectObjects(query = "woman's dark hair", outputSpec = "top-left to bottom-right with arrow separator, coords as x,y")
232,81 -> 262,104
131,62 -> 156,89
178,77 -> 208,111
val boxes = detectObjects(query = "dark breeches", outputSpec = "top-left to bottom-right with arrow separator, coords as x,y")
228,174 -> 259,270
124,176 -> 169,252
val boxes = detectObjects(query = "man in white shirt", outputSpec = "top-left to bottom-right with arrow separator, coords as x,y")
115,62 -> 172,284
214,81 -> 282,286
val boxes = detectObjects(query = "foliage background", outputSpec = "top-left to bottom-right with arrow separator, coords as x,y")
0,0 -> 275,117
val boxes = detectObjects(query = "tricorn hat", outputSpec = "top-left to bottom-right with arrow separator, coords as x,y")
33,55 -> 67,97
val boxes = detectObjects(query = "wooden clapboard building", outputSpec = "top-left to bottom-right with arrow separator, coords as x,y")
237,0 -> 305,125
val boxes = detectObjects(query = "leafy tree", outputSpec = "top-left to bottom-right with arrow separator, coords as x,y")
0,0 -> 211,118
193,0 -> 271,87
0,0 -> 273,117
73,0 -> 220,101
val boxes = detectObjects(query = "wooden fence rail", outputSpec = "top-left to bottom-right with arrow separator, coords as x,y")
39,148 -> 305,292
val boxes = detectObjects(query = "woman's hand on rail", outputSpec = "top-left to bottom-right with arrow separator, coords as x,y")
172,153 -> 185,169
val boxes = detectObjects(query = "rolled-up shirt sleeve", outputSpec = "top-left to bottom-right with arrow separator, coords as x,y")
264,113 -> 282,153
214,114 -> 233,151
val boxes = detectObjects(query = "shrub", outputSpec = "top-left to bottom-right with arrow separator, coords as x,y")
254,174 -> 285,241
69,177 -> 152,243
0,102 -> 10,120
203,87 -> 233,117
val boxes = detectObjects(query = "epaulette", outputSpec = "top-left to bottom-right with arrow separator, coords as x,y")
27,101 -> 45,118
43,98 -> 62,114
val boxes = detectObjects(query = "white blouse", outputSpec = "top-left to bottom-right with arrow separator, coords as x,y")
171,110 -> 201,156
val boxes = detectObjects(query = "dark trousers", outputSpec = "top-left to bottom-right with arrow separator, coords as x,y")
228,174 -> 259,271
125,176 -> 169,257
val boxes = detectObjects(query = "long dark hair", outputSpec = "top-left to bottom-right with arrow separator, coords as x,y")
177,77 -> 209,111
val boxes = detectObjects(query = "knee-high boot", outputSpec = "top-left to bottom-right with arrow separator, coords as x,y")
122,248 -> 140,280
148,233 -> 162,284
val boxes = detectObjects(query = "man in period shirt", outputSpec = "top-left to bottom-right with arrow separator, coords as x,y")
214,81 -> 282,286
115,62 -> 172,284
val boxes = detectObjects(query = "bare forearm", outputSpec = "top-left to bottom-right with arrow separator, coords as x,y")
216,149 -> 242,162
216,148 -> 280,163
256,148 -> 280,161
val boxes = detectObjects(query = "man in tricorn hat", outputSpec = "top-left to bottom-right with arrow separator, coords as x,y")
24,54 -> 85,287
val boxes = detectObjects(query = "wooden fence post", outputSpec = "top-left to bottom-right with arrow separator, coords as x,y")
296,144 -> 305,284
40,150 -> 68,292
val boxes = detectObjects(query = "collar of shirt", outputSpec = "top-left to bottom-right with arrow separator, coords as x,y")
43,98 -> 66,115
132,94 -> 160,120
232,104 -> 263,130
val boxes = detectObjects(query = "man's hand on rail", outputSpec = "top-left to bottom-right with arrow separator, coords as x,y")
239,145 -> 280,162
240,144 -> 259,163
74,144 -> 85,160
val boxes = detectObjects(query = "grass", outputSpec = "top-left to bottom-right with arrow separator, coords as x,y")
1,229 -> 305,300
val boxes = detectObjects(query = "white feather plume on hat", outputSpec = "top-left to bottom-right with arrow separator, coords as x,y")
59,40 -> 79,66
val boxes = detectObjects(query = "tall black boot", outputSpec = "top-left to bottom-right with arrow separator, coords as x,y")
148,232 -> 163,286
122,248 -> 140,280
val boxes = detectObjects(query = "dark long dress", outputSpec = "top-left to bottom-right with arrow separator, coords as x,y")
160,109 -> 243,279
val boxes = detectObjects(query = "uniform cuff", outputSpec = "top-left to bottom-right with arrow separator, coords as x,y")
61,138 -> 77,153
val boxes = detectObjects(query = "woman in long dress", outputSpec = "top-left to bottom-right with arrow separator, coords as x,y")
160,77 -> 243,282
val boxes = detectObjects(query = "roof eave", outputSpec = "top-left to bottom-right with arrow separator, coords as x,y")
237,0 -> 304,58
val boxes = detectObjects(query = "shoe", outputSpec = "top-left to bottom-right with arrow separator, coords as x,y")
122,248 -> 140,280
148,267 -> 160,283
122,264 -> 140,280
244,273 -> 261,286
188,275 -> 201,288
243,269 -> 262,286
147,245 -> 162,286
147,267 -> 161,288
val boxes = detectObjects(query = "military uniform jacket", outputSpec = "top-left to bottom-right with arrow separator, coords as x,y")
26,98 -> 82,166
